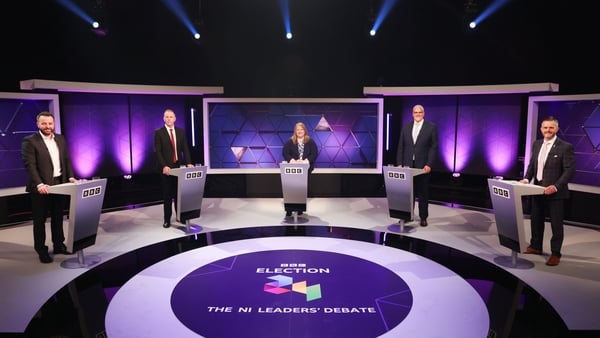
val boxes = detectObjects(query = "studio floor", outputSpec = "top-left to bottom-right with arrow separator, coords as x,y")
1,197 -> 599,337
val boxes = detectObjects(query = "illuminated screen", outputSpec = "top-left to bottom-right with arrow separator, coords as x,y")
203,98 -> 383,174
0,93 -> 59,189
536,98 -> 600,187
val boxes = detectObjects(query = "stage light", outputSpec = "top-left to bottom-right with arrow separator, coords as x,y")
57,0 -> 108,36
91,20 -> 108,36
452,172 -> 461,178
161,0 -> 199,42
466,0 -> 511,31
369,0 -> 398,38
279,0 -> 292,41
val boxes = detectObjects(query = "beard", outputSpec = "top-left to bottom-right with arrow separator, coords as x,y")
39,127 -> 54,136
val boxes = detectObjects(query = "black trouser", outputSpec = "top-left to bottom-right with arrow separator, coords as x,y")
529,195 -> 565,256
31,191 -> 67,253
413,173 -> 430,220
160,172 -> 178,223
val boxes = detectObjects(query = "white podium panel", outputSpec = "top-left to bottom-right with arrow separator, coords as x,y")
279,162 -> 309,215
383,166 -> 424,233
487,179 -> 545,268
48,178 -> 107,268
170,166 -> 207,232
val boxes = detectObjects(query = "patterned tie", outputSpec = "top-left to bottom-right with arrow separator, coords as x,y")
536,141 -> 549,182
170,128 -> 177,163
298,141 -> 304,160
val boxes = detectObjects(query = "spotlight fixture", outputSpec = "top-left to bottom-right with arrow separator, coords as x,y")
91,20 -> 108,36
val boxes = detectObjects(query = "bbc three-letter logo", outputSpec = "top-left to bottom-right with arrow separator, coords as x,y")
492,186 -> 510,199
388,171 -> 406,180
185,171 -> 203,180
285,167 -> 304,175
82,186 -> 102,198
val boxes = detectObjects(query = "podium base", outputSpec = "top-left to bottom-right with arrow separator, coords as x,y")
283,211 -> 309,224
176,220 -> 203,234
493,251 -> 535,269
60,250 -> 101,269
387,220 -> 416,233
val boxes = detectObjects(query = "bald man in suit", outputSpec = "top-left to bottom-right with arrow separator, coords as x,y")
22,112 -> 76,263
396,104 -> 438,227
154,108 -> 194,228
520,116 -> 575,266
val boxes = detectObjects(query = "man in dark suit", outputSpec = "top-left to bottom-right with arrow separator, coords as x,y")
396,104 -> 438,226
520,116 -> 575,266
22,112 -> 76,263
153,108 -> 194,228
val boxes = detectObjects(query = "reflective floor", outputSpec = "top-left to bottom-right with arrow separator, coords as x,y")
1,198 -> 599,338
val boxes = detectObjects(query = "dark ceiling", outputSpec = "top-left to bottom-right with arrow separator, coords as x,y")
2,0 -> 599,97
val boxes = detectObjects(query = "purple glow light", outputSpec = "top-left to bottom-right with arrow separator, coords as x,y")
70,130 -> 102,178
112,128 -> 132,173
129,121 -> 147,173
484,119 -> 519,174
440,132 -> 457,172
454,126 -> 473,172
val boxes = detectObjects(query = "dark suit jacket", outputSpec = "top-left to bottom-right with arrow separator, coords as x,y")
22,132 -> 75,193
153,126 -> 193,169
524,138 -> 575,199
282,138 -> 318,173
396,120 -> 438,168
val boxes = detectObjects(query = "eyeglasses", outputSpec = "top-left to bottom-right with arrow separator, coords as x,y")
412,111 -> 424,114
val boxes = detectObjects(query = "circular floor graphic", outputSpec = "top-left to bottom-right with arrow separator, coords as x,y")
105,236 -> 489,338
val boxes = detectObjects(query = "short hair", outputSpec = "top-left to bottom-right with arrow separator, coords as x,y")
541,116 -> 559,128
36,111 -> 54,121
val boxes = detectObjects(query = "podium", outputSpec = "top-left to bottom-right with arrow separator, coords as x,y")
280,162 -> 309,223
169,166 -> 207,233
383,166 -> 425,233
48,178 -> 107,269
487,179 -> 545,268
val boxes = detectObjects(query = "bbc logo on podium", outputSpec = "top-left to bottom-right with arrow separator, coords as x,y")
82,186 -> 102,199
387,171 -> 406,180
185,171 -> 203,180
285,167 -> 304,175
491,186 -> 510,199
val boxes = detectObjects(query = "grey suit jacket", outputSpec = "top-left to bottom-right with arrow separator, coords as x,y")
524,137 -> 575,199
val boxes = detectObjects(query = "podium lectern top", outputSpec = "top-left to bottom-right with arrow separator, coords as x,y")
48,179 -> 107,254
487,179 -> 545,256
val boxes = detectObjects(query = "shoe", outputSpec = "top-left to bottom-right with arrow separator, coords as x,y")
420,219 -> 428,227
524,247 -> 542,255
38,251 -> 52,264
53,244 -> 71,255
163,222 -> 171,228
546,255 -> 560,266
